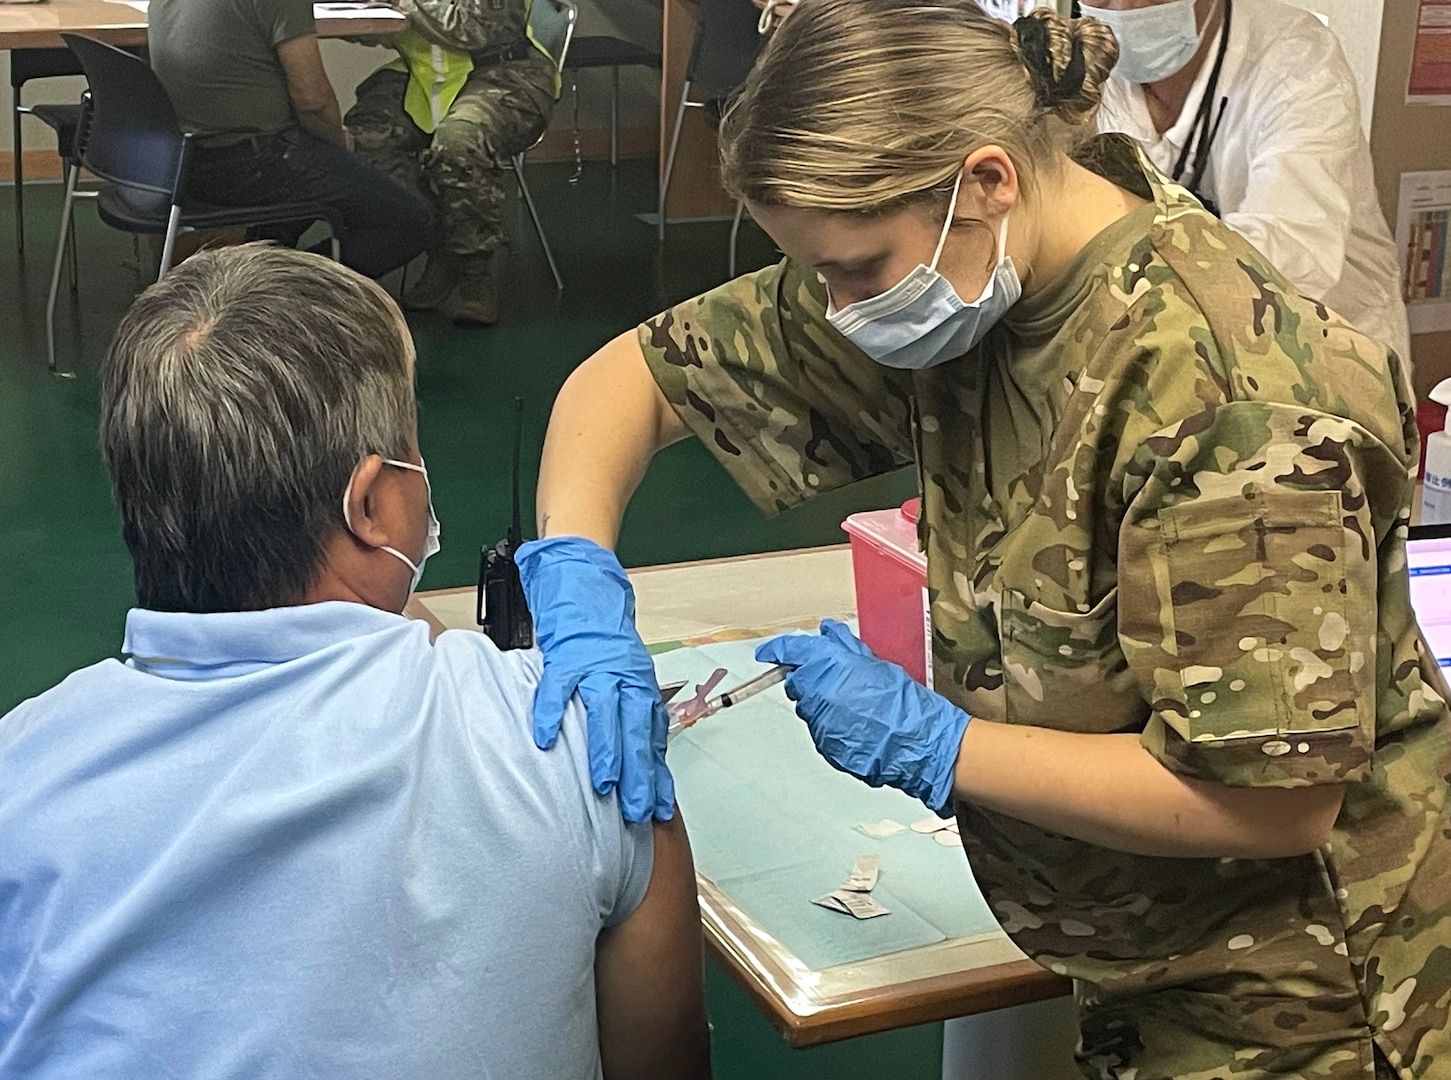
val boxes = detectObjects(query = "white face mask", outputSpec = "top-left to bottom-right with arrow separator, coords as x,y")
342,457 -> 442,597
825,170 -> 1021,370
1091,0 -> 1203,84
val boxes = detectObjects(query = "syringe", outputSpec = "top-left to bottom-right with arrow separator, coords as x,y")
666,665 -> 790,741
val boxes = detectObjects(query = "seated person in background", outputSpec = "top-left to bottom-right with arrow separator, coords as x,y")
1086,0 -> 1411,375
346,0 -> 558,325
0,246 -> 711,1080
148,0 -> 433,279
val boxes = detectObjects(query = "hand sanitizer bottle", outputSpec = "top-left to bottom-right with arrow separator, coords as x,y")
1422,379 -> 1451,525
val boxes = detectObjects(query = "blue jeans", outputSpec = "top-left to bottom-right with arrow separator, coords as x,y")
185,127 -> 433,279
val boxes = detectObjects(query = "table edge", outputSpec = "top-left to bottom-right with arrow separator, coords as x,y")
707,933 -> 1072,1048
700,876 -> 1072,1046
1,16 -> 404,51
414,543 -> 853,605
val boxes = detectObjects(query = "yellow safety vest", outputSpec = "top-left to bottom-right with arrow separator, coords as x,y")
387,0 -> 558,135
386,30 -> 473,135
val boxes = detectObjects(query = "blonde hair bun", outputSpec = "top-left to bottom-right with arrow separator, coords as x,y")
1012,9 -> 1119,126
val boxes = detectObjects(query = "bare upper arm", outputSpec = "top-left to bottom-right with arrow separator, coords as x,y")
536,331 -> 686,547
599,330 -> 690,452
594,811 -> 711,1080
274,34 -> 337,115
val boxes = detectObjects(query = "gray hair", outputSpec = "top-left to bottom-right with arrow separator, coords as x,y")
99,244 -> 418,613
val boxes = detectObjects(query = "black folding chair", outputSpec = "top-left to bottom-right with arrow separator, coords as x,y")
562,36 -> 661,167
45,35 -> 347,378
510,0 -> 577,292
657,0 -> 761,275
11,45 -> 151,260
11,47 -> 84,256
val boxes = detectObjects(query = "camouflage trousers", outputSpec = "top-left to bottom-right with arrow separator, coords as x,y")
346,58 -> 555,258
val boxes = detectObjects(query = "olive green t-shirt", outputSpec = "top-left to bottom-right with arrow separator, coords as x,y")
149,0 -> 316,142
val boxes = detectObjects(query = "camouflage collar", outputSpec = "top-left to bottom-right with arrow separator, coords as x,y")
1002,134 -> 1199,345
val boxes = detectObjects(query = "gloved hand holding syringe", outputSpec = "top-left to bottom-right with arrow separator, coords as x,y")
664,665 -> 790,742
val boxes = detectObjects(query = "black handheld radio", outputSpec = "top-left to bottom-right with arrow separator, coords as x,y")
477,399 -> 535,650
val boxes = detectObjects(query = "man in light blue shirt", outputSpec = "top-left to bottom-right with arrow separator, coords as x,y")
0,246 -> 711,1080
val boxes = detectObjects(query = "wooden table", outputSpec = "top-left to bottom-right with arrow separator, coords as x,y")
0,0 -> 406,50
417,546 -> 1072,1048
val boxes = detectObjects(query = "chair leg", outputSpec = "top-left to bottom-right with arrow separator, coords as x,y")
569,76 -> 583,184
66,203 -> 80,294
158,205 -> 184,279
45,165 -> 80,378
570,74 -> 581,180
513,155 -> 563,291
658,81 -> 692,243
729,199 -> 745,279
330,233 -> 342,263
12,101 -> 24,255
610,66 -> 620,168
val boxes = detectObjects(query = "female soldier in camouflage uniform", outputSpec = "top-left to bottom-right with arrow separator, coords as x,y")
514,2 -> 1451,1076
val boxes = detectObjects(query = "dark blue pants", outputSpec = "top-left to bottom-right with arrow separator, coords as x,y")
186,127 -> 433,279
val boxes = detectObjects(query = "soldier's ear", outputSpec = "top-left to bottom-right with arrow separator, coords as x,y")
958,147 -> 1019,221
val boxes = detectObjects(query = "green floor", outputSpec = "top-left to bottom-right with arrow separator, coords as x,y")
0,161 -> 936,1077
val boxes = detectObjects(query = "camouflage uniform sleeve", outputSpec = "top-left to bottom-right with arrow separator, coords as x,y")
398,0 -> 524,51
1112,317 -> 1414,789
638,260 -> 916,516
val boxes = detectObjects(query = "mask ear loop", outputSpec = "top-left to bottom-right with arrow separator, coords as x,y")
928,169 -> 966,272
341,458 -> 426,576
342,464 -> 362,536
374,458 -> 430,574
757,0 -> 796,35
995,211 -> 1011,269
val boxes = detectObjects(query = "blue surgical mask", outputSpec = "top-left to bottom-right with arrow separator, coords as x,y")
1090,0 -> 1203,84
342,456 -> 442,596
826,170 -> 1021,371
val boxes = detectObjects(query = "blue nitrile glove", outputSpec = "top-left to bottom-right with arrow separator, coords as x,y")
755,619 -> 970,815
515,536 -> 674,824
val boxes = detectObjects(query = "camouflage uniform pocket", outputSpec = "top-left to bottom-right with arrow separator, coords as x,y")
999,587 -> 1148,732
1145,490 -> 1371,785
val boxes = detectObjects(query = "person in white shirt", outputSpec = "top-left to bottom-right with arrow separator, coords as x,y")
1085,0 -> 1412,373
0,245 -> 711,1080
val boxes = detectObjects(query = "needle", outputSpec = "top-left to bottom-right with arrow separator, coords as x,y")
666,665 -> 790,741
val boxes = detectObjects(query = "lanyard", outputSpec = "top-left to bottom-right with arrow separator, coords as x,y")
1170,0 -> 1233,215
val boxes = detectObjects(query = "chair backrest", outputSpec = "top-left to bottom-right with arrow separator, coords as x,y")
62,34 -> 186,196
11,44 -> 145,90
527,0 -> 578,75
690,0 -> 762,98
10,47 -> 84,90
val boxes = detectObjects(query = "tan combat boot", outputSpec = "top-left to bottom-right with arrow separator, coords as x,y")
401,249 -> 461,312
446,255 -> 499,327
